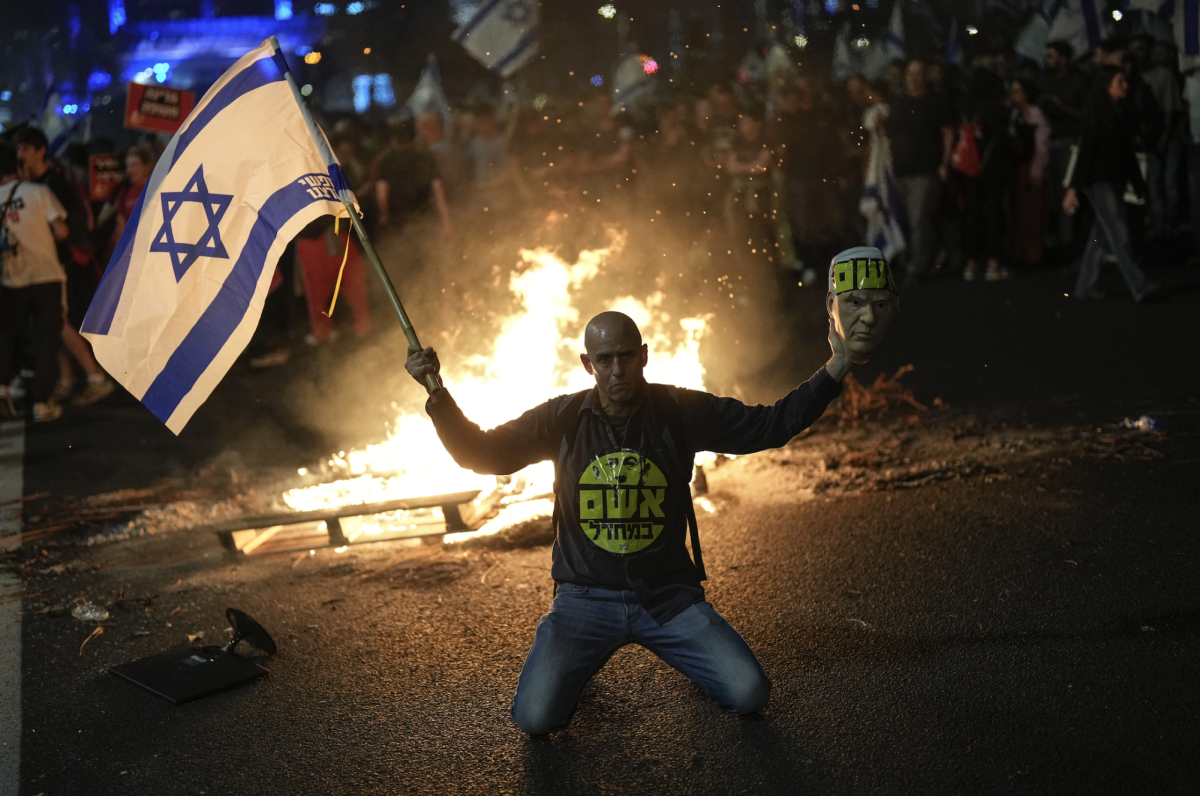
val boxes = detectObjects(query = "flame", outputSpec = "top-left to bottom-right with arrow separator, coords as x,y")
283,237 -> 710,544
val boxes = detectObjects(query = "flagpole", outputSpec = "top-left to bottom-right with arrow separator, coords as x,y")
269,37 -> 442,394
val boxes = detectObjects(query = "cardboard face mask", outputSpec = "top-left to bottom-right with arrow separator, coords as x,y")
826,246 -> 900,362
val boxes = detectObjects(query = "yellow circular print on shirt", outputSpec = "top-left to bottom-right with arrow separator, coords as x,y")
578,450 -> 669,554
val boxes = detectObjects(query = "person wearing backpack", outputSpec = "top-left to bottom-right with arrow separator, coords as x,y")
0,143 -> 69,422
954,67 -> 1014,282
404,247 -> 900,734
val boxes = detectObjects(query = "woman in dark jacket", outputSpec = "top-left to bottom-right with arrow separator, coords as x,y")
1063,66 -> 1161,302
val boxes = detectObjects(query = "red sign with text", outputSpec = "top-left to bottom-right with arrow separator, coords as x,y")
88,153 -> 125,202
124,82 -> 195,135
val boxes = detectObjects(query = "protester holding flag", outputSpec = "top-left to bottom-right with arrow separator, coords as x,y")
851,75 -> 907,266
80,39 -> 360,433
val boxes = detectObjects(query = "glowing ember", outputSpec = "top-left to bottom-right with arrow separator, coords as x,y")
283,237 -> 711,543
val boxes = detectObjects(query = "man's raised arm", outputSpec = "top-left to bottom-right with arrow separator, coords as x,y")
682,318 -> 857,456
407,345 -> 559,475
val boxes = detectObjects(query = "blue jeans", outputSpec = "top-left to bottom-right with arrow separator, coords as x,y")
894,174 -> 939,279
1147,140 -> 1183,238
511,584 -> 770,735
1076,183 -> 1152,301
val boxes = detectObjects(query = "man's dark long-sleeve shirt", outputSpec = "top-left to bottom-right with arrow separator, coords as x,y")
427,367 -> 843,624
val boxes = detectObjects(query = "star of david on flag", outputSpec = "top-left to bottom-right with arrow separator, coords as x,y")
453,0 -> 540,78
81,39 -> 357,434
149,165 -> 233,281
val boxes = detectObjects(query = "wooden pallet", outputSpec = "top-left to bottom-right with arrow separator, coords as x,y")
204,490 -> 486,556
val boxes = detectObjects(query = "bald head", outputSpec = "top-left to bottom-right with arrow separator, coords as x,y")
584,311 -> 642,355
581,312 -> 647,412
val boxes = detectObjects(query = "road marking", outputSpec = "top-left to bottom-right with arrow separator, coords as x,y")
0,419 -> 24,796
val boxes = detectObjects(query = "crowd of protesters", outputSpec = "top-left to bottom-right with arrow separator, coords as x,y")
1,31 -> 1190,421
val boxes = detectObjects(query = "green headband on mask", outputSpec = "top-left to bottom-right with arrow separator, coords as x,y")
828,246 -> 898,295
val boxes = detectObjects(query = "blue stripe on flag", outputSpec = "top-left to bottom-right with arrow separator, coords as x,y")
140,177 -> 333,423
171,57 -> 283,169
453,0 -> 508,42
328,163 -> 351,197
83,56 -> 283,337
1080,0 -> 1102,47
1187,0 -> 1200,55
492,29 -> 539,75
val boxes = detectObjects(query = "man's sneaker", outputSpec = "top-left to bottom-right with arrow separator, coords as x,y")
1135,282 -> 1166,304
249,347 -> 292,369
72,375 -> 115,407
33,401 -> 62,423
49,378 -> 76,403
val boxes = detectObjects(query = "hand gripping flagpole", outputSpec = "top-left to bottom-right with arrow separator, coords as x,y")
269,37 -> 442,394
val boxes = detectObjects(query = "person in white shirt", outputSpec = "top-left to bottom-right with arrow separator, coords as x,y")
0,142 -> 68,422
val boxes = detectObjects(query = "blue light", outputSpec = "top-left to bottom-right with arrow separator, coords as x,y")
590,75 -> 604,86
295,45 -> 313,56
81,103 -> 90,113
62,104 -> 78,115
275,0 -> 293,20
87,70 -> 112,90
109,0 -> 126,34
0,92 -> 11,101
372,73 -> 395,107
352,74 -> 372,112
315,2 -> 336,15
825,0 -> 839,13
153,62 -> 170,83
347,1 -> 364,13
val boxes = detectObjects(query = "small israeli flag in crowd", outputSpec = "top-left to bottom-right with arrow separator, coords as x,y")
1046,0 -> 1110,57
81,39 -> 355,434
405,55 -> 452,127
882,0 -> 906,64
453,0 -> 539,78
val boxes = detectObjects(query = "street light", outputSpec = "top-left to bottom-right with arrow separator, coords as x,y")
598,4 -> 616,19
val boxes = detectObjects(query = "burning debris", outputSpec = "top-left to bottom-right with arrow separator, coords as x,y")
271,238 -> 713,550
831,364 -> 928,427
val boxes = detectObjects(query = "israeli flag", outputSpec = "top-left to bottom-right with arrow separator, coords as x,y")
1123,1 -> 1200,69
946,17 -> 964,67
883,0 -> 906,64
832,24 -> 858,85
859,104 -> 907,262
405,54 -> 452,127
453,0 -> 539,78
81,39 -> 355,434
1046,0 -> 1110,57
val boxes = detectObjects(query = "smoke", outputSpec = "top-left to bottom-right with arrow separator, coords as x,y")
280,193 -> 820,454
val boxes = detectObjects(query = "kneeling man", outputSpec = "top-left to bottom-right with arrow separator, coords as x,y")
405,246 -> 899,734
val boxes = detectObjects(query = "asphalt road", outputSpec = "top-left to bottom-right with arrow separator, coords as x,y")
8,259 -> 1200,795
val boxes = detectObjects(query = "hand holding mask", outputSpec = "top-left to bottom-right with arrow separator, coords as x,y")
825,246 -> 900,365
